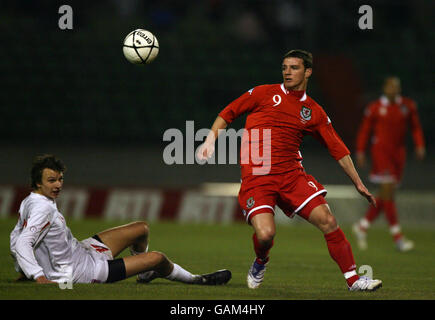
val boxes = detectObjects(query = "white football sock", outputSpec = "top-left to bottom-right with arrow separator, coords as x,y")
165,263 -> 198,283
359,218 -> 370,230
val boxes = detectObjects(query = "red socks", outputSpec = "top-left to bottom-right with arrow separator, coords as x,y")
383,200 -> 402,241
361,198 -> 403,242
365,198 -> 383,224
324,228 -> 359,287
253,228 -> 359,287
253,233 -> 273,265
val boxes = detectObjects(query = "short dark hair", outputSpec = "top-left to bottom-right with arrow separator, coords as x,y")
283,49 -> 313,69
30,154 -> 66,189
383,75 -> 400,86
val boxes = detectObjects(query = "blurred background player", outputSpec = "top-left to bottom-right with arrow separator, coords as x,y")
352,76 -> 426,252
197,50 -> 382,292
10,154 -> 231,285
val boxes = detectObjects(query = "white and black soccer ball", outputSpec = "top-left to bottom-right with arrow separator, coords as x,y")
123,29 -> 159,64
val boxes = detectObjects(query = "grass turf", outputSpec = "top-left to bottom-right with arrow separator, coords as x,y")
1,218 -> 434,300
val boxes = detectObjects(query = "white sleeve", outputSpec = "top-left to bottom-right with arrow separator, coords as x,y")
10,224 -> 24,274
10,225 -> 23,273
14,203 -> 54,280
42,217 -> 74,283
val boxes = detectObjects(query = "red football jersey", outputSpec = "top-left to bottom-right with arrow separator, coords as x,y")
219,84 -> 350,177
356,95 -> 425,154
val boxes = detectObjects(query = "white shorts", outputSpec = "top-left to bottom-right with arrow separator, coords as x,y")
74,237 -> 114,283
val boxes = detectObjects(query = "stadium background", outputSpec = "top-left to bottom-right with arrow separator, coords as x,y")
0,0 -> 434,301
0,0 -> 433,224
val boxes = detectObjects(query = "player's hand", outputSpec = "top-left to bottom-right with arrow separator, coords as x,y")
355,152 -> 366,168
356,184 -> 376,207
35,276 -> 56,284
415,147 -> 425,161
196,142 -> 215,161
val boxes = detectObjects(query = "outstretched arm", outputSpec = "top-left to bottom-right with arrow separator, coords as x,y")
338,155 -> 376,207
355,104 -> 375,168
196,116 -> 228,161
309,108 -> 375,207
197,87 -> 260,161
409,102 -> 425,161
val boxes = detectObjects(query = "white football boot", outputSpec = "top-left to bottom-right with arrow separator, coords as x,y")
137,270 -> 159,283
349,276 -> 382,292
247,260 -> 267,289
396,237 -> 414,252
352,223 -> 368,250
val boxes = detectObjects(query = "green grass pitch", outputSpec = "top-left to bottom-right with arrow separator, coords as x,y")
1,217 -> 434,300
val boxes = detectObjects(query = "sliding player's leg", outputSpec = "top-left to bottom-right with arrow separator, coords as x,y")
94,221 -> 231,284
106,251 -> 231,285
93,221 -> 157,282
95,221 -> 149,257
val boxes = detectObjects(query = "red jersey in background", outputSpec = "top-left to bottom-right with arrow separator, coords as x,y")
355,95 -> 425,183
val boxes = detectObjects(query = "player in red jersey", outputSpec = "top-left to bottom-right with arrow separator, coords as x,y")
352,76 -> 425,252
197,50 -> 382,291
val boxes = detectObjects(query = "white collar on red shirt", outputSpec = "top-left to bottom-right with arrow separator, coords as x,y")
280,83 -> 307,101
380,95 -> 402,106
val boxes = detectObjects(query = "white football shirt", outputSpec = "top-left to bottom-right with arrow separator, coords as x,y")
10,192 -> 111,283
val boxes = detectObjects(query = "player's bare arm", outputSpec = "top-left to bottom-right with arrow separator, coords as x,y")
355,152 -> 366,168
197,116 -> 228,160
338,155 -> 376,206
415,146 -> 426,161
35,275 -> 56,284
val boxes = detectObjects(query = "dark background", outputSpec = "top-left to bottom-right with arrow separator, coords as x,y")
0,0 -> 433,189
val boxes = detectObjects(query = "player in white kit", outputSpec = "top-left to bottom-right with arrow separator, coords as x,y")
10,154 -> 231,285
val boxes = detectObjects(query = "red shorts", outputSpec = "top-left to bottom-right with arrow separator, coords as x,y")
238,169 -> 327,223
370,146 -> 406,184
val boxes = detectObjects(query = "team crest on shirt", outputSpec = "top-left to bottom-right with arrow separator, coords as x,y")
400,105 -> 408,115
300,106 -> 312,121
246,197 -> 255,209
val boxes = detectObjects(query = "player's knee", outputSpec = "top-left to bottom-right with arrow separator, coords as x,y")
379,183 -> 395,200
256,228 -> 275,244
325,214 -> 337,229
148,251 -> 168,266
132,221 -> 149,237
319,213 -> 337,233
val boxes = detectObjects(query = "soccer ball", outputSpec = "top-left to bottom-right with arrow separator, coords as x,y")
123,29 -> 159,64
